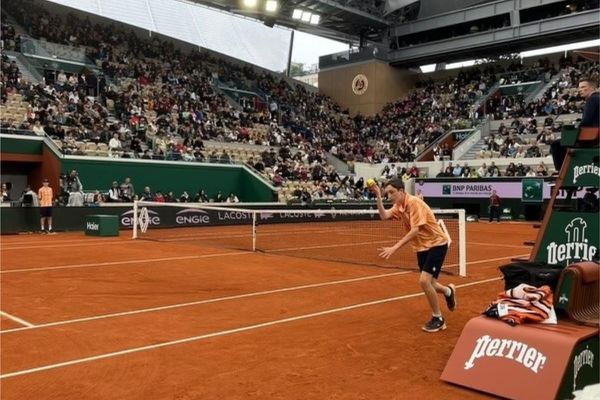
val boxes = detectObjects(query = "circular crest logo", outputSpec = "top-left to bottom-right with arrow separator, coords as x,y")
352,74 -> 368,95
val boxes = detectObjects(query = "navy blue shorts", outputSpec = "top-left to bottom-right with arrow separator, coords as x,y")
417,244 -> 448,279
40,207 -> 52,217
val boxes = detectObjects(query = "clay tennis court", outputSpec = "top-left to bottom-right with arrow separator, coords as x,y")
0,222 -> 536,399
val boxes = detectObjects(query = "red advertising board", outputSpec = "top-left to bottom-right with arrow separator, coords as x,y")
441,316 -> 598,399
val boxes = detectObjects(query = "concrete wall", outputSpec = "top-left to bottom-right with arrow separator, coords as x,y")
318,61 -> 417,116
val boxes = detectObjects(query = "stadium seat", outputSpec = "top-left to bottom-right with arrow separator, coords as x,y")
555,261 -> 600,327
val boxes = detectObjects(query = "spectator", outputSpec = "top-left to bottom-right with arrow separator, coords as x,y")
19,185 -> 39,206
226,192 -> 240,203
213,191 -> 224,202
154,191 -> 165,202
1,183 -> 10,202
108,133 -> 122,157
64,170 -> 84,206
32,120 -> 45,136
140,186 -> 154,201
164,191 -> 176,202
120,177 -> 135,202
535,162 -> 548,176
180,191 -> 190,202
107,181 -> 121,202
194,189 -> 209,202
452,164 -> 463,177
476,163 -> 487,178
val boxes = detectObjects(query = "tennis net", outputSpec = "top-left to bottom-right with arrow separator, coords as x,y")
133,201 -> 466,276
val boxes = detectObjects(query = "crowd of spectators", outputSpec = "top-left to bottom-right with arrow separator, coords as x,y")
0,0 -> 596,204
435,160 -> 550,178
484,59 -> 599,119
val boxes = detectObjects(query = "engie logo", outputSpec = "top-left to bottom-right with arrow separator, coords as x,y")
176,209 -> 210,225
546,217 -> 598,264
121,209 -> 161,227
86,222 -> 99,231
464,335 -> 547,373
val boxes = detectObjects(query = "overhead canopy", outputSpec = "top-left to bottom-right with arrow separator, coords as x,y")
383,0 -> 419,16
418,0 -> 496,19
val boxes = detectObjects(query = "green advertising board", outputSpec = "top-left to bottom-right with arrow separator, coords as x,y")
522,178 -> 544,203
534,212 -> 599,265
557,337 -> 599,399
562,149 -> 600,187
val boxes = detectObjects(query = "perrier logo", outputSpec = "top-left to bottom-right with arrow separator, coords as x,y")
546,217 -> 598,264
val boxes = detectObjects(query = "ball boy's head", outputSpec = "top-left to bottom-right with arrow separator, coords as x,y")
383,178 -> 406,205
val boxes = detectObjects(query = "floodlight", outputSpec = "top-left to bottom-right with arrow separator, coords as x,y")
309,14 -> 320,25
243,0 -> 257,7
292,9 -> 302,19
265,0 -> 278,12
301,11 -> 312,22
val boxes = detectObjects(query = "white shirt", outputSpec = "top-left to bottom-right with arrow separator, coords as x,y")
108,137 -> 121,150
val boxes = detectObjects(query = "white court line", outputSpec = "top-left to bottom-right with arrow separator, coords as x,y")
1,237 -> 126,246
0,276 -> 502,380
0,271 -> 412,334
469,242 -> 531,249
0,253 -> 525,334
1,241 -> 149,251
0,252 -> 249,274
0,311 -> 35,328
266,240 -> 393,252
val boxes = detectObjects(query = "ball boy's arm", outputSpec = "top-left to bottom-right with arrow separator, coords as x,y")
372,184 -> 392,220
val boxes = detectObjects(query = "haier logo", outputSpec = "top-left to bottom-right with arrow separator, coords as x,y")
546,217 -> 597,264
86,222 -> 99,231
464,335 -> 547,374
176,209 -> 210,225
121,209 -> 161,227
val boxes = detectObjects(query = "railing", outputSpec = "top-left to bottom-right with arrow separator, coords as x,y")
452,129 -> 482,161
20,37 -> 92,65
4,51 -> 44,83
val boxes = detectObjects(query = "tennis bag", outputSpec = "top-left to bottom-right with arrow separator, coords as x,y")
499,261 -> 565,291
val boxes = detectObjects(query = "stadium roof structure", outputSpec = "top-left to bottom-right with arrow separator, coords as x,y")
187,0 -> 393,44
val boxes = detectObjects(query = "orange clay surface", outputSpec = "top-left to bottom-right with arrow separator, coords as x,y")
0,222 -> 537,399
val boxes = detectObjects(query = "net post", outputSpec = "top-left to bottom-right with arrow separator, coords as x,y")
252,211 -> 257,251
132,200 -> 138,239
458,209 -> 466,276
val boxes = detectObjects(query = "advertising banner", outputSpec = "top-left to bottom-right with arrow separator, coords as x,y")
562,149 -> 600,187
522,178 -> 544,203
417,180 -> 553,199
441,316 -> 599,399
533,211 -> 598,265
122,207 -> 380,230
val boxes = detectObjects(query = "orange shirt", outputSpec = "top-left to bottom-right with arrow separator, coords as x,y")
390,194 -> 448,252
38,186 -> 53,207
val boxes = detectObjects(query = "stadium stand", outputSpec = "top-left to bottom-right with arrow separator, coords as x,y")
0,0 -> 598,202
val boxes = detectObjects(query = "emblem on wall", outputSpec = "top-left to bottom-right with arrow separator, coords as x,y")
352,74 -> 368,95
